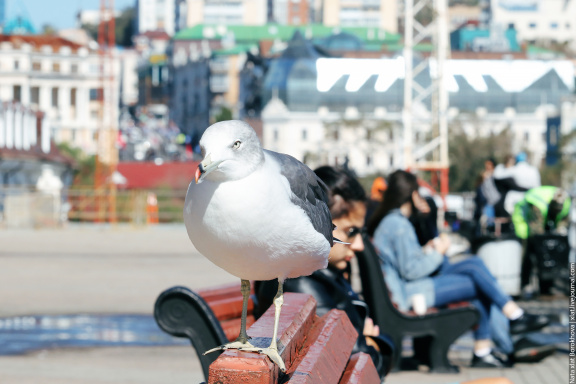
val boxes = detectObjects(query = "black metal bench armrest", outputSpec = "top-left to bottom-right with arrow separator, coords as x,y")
154,286 -> 228,379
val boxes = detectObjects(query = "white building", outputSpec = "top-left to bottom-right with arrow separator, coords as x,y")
262,97 -> 400,177
260,57 -> 575,177
137,0 -> 177,36
321,0 -> 398,33
76,9 -> 121,27
185,0 -> 268,27
0,35 -> 121,155
490,0 -> 576,47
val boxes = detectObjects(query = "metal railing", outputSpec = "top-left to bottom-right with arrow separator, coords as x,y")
0,186 -> 187,227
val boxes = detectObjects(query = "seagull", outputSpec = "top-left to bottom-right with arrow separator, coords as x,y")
184,120 -> 334,371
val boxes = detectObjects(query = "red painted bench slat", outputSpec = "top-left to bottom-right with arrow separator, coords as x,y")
339,353 -> 380,384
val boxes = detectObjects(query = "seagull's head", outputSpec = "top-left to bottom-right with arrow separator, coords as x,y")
195,120 -> 264,183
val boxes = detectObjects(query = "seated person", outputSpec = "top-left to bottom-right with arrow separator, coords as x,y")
366,170 -> 552,368
256,166 -> 393,378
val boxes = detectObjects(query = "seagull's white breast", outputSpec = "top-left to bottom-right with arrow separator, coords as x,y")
184,157 -> 330,281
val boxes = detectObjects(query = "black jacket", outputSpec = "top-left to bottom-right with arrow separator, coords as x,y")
255,267 -> 393,378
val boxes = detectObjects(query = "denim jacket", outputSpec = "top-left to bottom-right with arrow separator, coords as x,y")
372,209 -> 444,311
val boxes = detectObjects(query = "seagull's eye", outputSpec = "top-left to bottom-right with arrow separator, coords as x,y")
232,140 -> 241,149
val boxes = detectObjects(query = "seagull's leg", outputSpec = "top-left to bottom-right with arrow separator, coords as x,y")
242,279 -> 286,372
237,278 -> 252,344
204,279 -> 256,354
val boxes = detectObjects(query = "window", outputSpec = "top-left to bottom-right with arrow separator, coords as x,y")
567,23 -> 571,29
52,87 -> 59,107
529,22 -> 537,29
550,22 -> 558,29
70,88 -> 77,106
366,155 -> 372,166
52,62 -> 60,72
14,60 -> 19,70
13,85 -> 21,102
32,61 -> 42,71
274,129 -> 279,141
31,87 -> 40,104
71,64 -> 78,73
302,129 -> 307,141
524,132 -> 530,142
89,88 -> 101,101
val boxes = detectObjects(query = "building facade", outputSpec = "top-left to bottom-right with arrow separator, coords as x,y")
185,0 -> 268,27
137,0 -> 177,36
321,0 -> 398,33
490,0 -> 576,47
261,56 -> 575,176
0,35 -> 121,155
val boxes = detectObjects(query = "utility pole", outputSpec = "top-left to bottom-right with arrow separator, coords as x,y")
401,0 -> 450,196
94,0 -> 117,222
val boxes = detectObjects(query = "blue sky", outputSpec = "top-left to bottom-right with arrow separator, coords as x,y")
6,0 -> 136,30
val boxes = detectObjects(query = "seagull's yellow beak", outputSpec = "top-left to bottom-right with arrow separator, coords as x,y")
195,153 -> 217,184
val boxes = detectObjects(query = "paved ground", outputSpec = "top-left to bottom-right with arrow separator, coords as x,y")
0,224 -> 569,384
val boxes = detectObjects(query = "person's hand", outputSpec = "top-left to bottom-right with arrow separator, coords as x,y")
413,193 -> 430,214
433,234 -> 451,255
363,317 -> 380,337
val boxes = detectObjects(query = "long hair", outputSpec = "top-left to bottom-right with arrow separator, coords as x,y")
314,166 -> 367,219
366,170 -> 419,236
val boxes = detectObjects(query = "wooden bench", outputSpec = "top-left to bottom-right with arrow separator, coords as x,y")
355,233 -> 480,373
154,287 -> 380,383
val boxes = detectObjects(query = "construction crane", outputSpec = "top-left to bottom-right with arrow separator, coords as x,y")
94,0 -> 117,222
401,0 -> 450,196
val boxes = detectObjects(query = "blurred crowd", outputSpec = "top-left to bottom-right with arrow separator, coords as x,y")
256,162 -> 571,383
117,106 -> 189,163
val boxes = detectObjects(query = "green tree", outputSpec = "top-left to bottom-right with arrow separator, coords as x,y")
214,106 -> 233,122
57,143 -> 96,186
41,24 -> 56,35
448,121 -> 514,192
541,130 -> 576,188
80,7 -> 136,47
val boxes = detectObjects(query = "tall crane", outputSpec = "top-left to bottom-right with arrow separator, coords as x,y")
402,0 -> 450,195
94,0 -> 117,222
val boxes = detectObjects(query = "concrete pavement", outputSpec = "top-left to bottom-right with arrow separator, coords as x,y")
0,224 -> 234,383
0,224 -> 568,384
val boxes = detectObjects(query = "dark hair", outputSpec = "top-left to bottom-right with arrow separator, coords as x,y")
366,170 -> 419,236
314,166 -> 367,219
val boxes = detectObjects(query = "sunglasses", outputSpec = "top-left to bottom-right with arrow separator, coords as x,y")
346,226 -> 365,239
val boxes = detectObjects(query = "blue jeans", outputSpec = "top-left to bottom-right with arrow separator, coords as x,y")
432,257 -> 512,340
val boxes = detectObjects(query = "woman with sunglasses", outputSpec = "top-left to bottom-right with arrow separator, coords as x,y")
255,165 -> 394,379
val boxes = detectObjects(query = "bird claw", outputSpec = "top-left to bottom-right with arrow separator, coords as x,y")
240,346 -> 286,372
204,343 -> 286,372
203,340 -> 256,355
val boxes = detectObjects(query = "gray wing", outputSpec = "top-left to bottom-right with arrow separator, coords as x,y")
264,150 -> 334,246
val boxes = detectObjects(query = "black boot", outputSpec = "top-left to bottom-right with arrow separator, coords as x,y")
509,313 -> 550,335
511,337 -> 556,363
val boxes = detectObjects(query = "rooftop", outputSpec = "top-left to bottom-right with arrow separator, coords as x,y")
0,34 -> 86,52
174,23 -> 401,46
